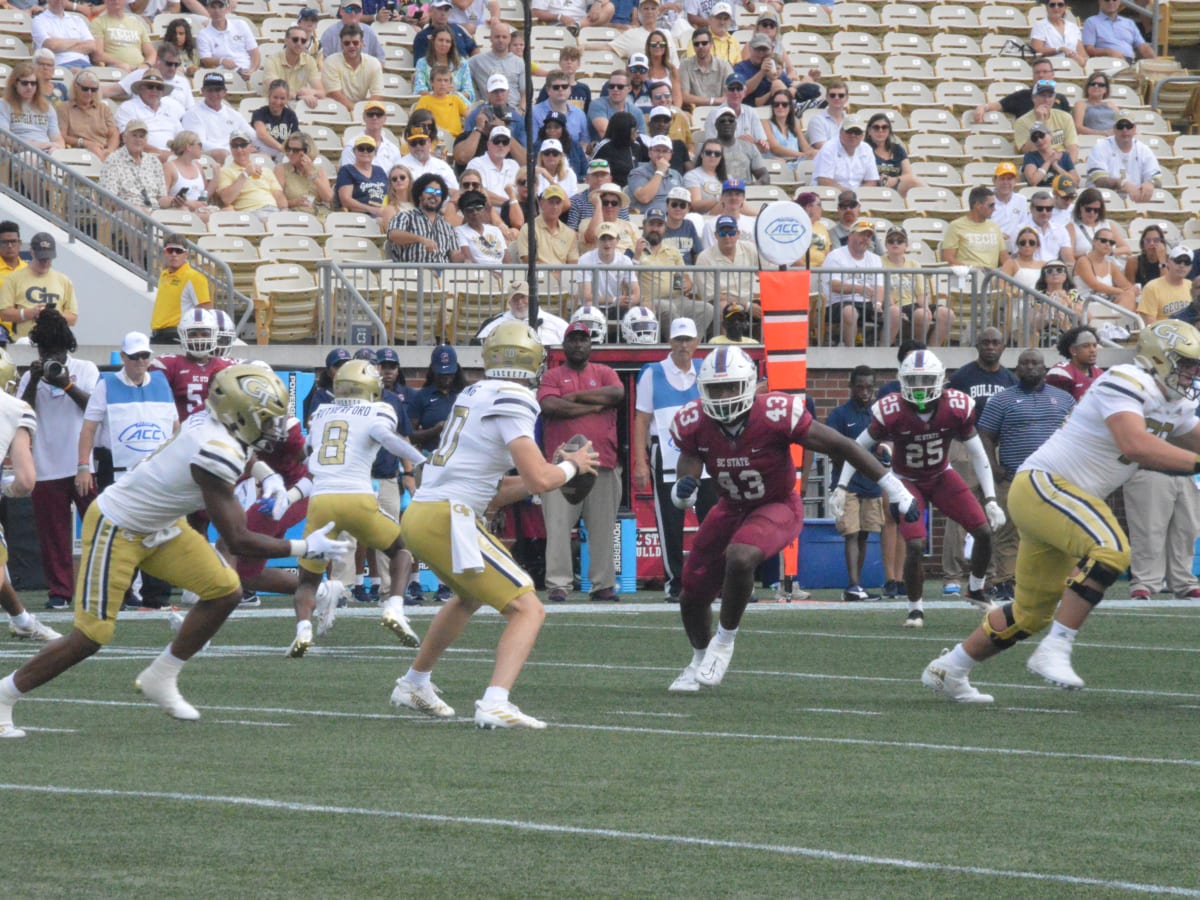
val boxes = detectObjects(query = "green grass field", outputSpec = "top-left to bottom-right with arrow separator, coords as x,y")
3,588 -> 1199,899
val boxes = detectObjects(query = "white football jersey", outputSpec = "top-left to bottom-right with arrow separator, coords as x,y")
1021,364 -> 1200,497
0,391 -> 37,460
414,379 -> 539,518
307,398 -> 401,495
97,412 -> 249,533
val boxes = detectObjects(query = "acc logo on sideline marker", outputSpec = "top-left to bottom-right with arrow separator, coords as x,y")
754,201 -> 813,267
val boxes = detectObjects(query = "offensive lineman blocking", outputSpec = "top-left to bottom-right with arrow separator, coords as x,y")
922,321 -> 1200,702
667,347 -> 920,692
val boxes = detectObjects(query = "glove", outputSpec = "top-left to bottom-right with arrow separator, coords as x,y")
257,473 -> 292,522
889,484 -> 921,524
671,476 -> 699,510
302,522 -> 353,561
827,486 -> 847,519
985,499 -> 1007,531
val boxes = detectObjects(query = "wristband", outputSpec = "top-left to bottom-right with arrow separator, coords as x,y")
289,539 -> 306,557
77,464 -> 91,472
984,496 -> 996,504
557,460 -> 579,483
878,470 -> 904,496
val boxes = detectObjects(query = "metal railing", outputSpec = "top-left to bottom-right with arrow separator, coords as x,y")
978,268 -> 1083,348
0,132 -> 240,318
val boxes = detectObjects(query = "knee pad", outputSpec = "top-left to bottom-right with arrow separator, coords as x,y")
1065,555 -> 1122,607
983,602 -> 1036,650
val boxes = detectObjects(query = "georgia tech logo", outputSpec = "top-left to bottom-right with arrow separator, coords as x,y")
240,373 -> 280,405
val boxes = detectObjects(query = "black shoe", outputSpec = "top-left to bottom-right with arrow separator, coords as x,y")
881,579 -> 901,599
351,584 -> 372,603
239,591 -> 261,608
589,587 -> 619,602
902,609 -> 925,628
46,596 -> 71,611
404,582 -> 425,606
964,588 -> 993,611
842,584 -> 879,602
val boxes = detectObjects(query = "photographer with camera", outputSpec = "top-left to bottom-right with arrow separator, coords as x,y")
16,306 -> 99,611
0,234 -> 79,341
452,73 -> 529,167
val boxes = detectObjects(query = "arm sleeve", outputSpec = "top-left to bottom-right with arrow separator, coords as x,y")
964,433 -> 997,499
836,428 -> 878,489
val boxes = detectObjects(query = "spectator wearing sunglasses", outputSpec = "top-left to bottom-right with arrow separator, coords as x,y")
322,23 -> 386,112
339,101 -> 403,172
1084,117 -> 1162,203
400,124 -> 460,190
1073,73 -> 1120,137
1030,0 -> 1087,67
1012,189 -> 1072,265
679,24 -> 733,110
336,134 -> 389,218
321,1 -> 388,62
387,173 -> 467,264
263,26 -> 326,108
581,182 -> 638,254
114,45 -> 193,112
150,233 -> 212,341
1072,225 -> 1137,311
972,57 -> 1070,124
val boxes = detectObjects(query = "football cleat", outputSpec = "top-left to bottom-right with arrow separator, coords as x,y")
668,664 -> 700,693
1026,635 -> 1084,689
695,640 -> 734,687
0,696 -> 24,739
474,699 -> 546,729
315,580 -> 344,637
288,622 -> 314,658
903,610 -> 925,629
9,615 -> 61,642
921,650 -> 994,703
391,678 -> 455,718
380,598 -> 421,647
964,588 -> 996,612
135,665 -> 200,721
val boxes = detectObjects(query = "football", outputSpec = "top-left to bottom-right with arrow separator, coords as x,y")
556,433 -> 597,505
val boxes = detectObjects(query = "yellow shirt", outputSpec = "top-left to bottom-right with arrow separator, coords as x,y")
1137,276 -> 1191,323
322,53 -> 384,103
90,13 -> 151,68
0,267 -> 78,338
688,33 -> 741,68
152,262 -> 212,331
263,51 -> 322,100
517,217 -> 579,266
942,215 -> 1006,269
216,163 -> 283,212
413,92 -> 469,137
0,257 -> 27,291
637,243 -> 684,302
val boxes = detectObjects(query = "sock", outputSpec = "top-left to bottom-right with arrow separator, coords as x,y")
297,620 -> 312,636
691,648 -> 706,667
908,598 -> 924,613
404,668 -> 432,687
968,574 -> 986,592
153,648 -> 186,674
354,574 -> 363,586
1048,621 -> 1078,643
713,625 -> 737,645
11,611 -> 32,629
0,672 -> 23,702
482,685 -> 509,705
386,595 -> 403,608
945,643 -> 976,672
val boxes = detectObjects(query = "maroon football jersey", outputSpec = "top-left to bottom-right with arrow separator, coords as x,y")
257,419 -> 308,486
153,354 -> 235,420
868,388 -> 975,479
672,392 -> 811,507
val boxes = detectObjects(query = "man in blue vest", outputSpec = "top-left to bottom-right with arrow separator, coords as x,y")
633,317 -> 718,601
76,331 -> 179,608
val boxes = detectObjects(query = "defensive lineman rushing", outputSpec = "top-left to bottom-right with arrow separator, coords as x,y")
668,347 -> 919,692
0,365 -> 352,739
393,322 -> 599,729
923,321 -> 1200,702
297,359 -> 428,656
832,350 -> 1007,628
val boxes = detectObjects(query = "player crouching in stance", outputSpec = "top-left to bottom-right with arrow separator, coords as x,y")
922,322 -> 1200,703
392,323 -> 599,729
832,350 -> 1007,628
299,359 -> 428,657
668,347 -> 919,692
0,366 -> 352,739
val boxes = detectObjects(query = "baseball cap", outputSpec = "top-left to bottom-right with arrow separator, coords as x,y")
124,118 -> 149,134
629,53 -> 649,70
597,222 -> 621,239
749,34 -> 772,50
1052,174 -> 1077,198
297,7 -> 319,19
486,73 -> 509,93
840,115 -> 865,133
1115,116 -> 1135,129
994,161 -> 1019,178
667,186 -> 691,203
669,318 -> 698,340
1034,79 -> 1056,95
1029,122 -> 1050,139
353,347 -> 376,362
325,348 -> 351,368
539,137 -> 563,154
723,302 -> 749,320
489,125 -> 512,141
644,206 -> 667,222
724,73 -> 745,89
29,233 -> 55,260
715,214 -> 738,230
638,0 -> 659,5
722,178 -> 745,193
588,159 -> 611,173
430,344 -> 458,374
431,0 -> 452,7
509,280 -> 530,297
852,218 -> 875,233
647,134 -> 672,150
363,100 -> 387,115
375,347 -> 400,364
714,106 -> 737,120
208,0 -> 227,6
650,105 -> 672,120
121,332 -> 151,356
711,1 -> 732,16
229,128 -> 254,146
564,321 -> 591,338
202,72 -> 226,90
540,184 -> 568,202
1170,244 -> 1194,263
458,189 -> 488,211
353,134 -> 377,149
543,109 -> 566,124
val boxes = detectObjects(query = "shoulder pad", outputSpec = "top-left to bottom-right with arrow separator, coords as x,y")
194,434 -> 249,484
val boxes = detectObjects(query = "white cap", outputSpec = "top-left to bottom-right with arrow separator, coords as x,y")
711,1 -> 733,16
667,186 -> 691,203
486,73 -> 509,93
646,134 -> 672,150
121,332 -> 151,355
650,105 -> 672,119
539,137 -> 563,153
629,52 -> 650,69
489,125 -> 512,141
669,318 -> 698,339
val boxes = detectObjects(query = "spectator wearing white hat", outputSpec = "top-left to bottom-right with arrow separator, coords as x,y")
180,72 -> 246,164
464,124 -> 521,207
580,221 -> 641,317
454,74 -> 530,167
475,280 -> 568,346
582,182 -> 638,254
115,69 -> 183,162
644,93 -> 691,169
1137,245 -> 1195,324
533,137 -> 579,198
627,133 -> 685,212
812,115 -> 880,191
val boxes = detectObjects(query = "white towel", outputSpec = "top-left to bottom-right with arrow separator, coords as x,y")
449,502 -> 485,575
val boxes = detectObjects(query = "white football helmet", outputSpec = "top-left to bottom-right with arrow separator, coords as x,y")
698,346 -> 757,423
212,309 -> 236,356
178,307 -> 217,359
898,349 -> 945,410
1135,320 -> 1200,401
621,306 -> 659,344
570,305 -> 608,343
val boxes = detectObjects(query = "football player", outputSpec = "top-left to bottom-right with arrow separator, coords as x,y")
0,365 -> 353,739
153,308 -> 236,421
298,360 -> 428,657
668,347 -> 919,692
392,322 -> 599,729
832,350 -> 1007,628
0,349 -> 59,644
922,321 -> 1200,702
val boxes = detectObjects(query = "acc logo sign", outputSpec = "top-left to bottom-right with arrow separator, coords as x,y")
754,201 -> 813,267
119,422 -> 169,453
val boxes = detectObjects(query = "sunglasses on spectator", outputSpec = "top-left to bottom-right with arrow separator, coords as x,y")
286,145 -> 306,153
365,109 -> 386,117
601,198 -> 621,207
462,203 -> 486,212
126,352 -> 152,361
461,182 -> 481,190
390,175 -> 408,182
886,236 -> 906,245
827,92 -> 846,99
649,41 -> 667,47
541,149 -> 562,156
702,149 -> 722,157
549,83 -> 570,90
516,179 -> 527,185
17,80 -> 36,87
716,228 -> 739,237
230,140 -> 250,148
870,123 -> 890,130
629,66 -> 648,73
668,200 -> 689,208
1116,122 -> 1136,130
1033,204 -> 1053,211
79,85 -> 99,92
1082,205 -> 1102,213
423,187 -> 444,197
355,145 -> 375,152
1018,239 -> 1039,247
1095,237 -> 1116,245
772,101 -> 791,108
692,39 -> 710,46
609,82 -> 628,90
163,247 -> 187,254
408,138 -> 429,146
758,19 -> 777,27
491,136 -> 510,145
1087,81 -> 1105,88
838,202 -> 859,209
289,36 -> 308,42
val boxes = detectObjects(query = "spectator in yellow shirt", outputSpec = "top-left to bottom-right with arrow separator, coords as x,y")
0,233 -> 79,340
150,234 -> 213,341
413,66 -> 469,137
